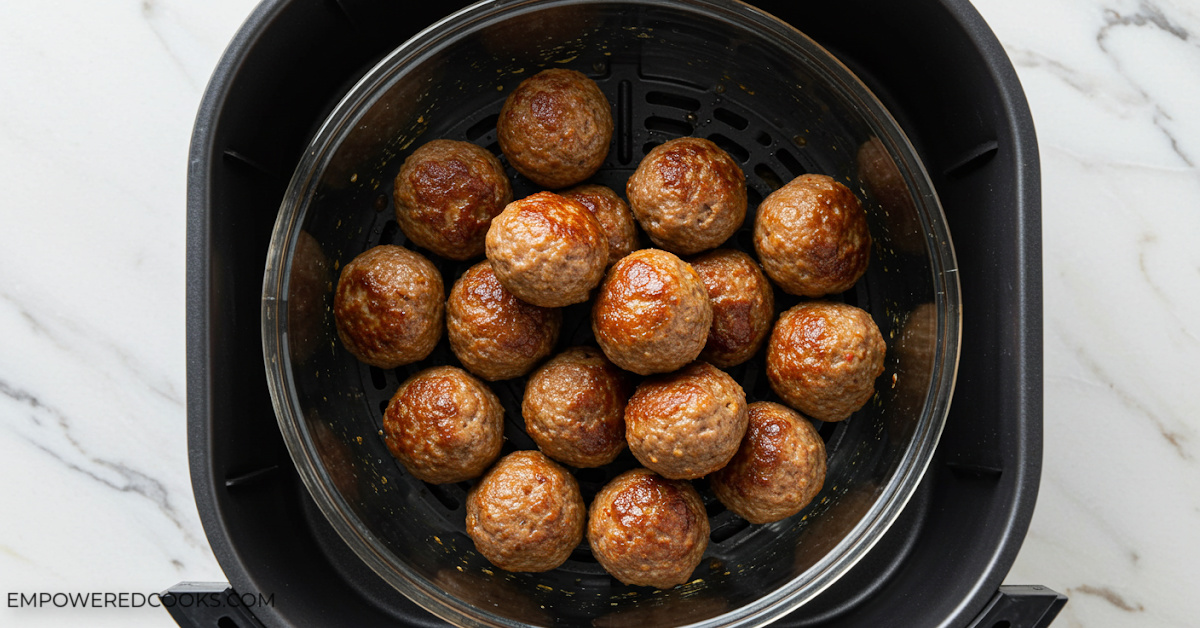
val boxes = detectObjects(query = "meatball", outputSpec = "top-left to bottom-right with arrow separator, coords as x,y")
465,450 -> 585,572
522,347 -> 631,468
383,366 -> 504,484
591,249 -> 712,375
560,184 -> 639,266
754,173 -> 871,297
625,361 -> 748,479
689,249 -> 775,368
497,68 -> 613,189
626,137 -> 746,255
393,139 -> 513,261
766,301 -> 886,422
710,402 -> 826,524
485,191 -> 608,307
588,468 -> 709,589
447,261 -> 561,381
334,245 -> 443,369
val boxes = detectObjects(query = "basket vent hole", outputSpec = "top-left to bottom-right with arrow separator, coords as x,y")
754,164 -> 784,191
746,186 -> 763,210
425,482 -> 461,511
713,108 -> 748,130
991,622 -> 1011,628
645,91 -> 701,111
369,366 -> 387,390
378,399 -> 389,415
710,517 -> 749,543
217,617 -> 240,628
775,148 -> 804,177
645,116 -> 693,137
707,133 -> 749,163
465,114 -> 499,142
378,220 -> 401,246
642,141 -> 662,155
755,131 -> 772,146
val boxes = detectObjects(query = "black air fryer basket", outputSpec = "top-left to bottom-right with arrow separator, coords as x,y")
183,1 -> 1060,627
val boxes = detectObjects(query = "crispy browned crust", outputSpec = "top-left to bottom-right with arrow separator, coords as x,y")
689,249 -> 775,368
624,361 -> 748,479
766,301 -> 885,422
591,248 -> 712,375
486,191 -> 608,307
447,261 -> 561,381
383,366 -> 503,484
587,468 -> 709,589
626,137 -> 746,255
465,450 -> 585,572
333,245 -> 444,369
710,402 -> 826,524
497,69 -> 612,189
753,174 -> 871,297
560,183 -> 639,267
522,347 -> 631,468
393,139 -> 513,260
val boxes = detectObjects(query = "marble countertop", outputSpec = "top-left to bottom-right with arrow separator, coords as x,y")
1,0 -> 1196,626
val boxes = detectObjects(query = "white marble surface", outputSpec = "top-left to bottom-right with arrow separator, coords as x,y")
0,0 -> 1196,626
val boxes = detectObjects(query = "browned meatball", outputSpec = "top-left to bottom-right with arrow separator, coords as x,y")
383,366 -> 504,484
754,174 -> 871,297
485,191 -> 607,307
447,261 -> 561,381
766,301 -> 885,422
625,361 -> 748,479
522,347 -> 631,468
392,139 -> 513,260
591,249 -> 712,375
588,468 -> 709,589
560,184 -> 638,266
689,249 -> 775,368
710,402 -> 826,524
497,69 -> 612,189
334,245 -> 443,369
626,137 -> 746,255
465,450 -> 585,572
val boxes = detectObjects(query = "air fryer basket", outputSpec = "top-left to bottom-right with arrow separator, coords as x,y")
186,0 -> 1044,626
261,1 -> 958,626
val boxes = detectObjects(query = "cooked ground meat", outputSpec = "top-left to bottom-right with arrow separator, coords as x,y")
688,248 -> 775,368
626,137 -> 746,255
383,365 -> 504,484
624,361 -> 748,480
560,183 -> 639,266
754,173 -> 871,297
766,301 -> 885,422
591,248 -> 712,375
447,261 -> 561,381
333,245 -> 443,369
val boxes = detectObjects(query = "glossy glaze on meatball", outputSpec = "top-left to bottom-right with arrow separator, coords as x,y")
766,301 -> 885,422
485,191 -> 608,307
447,261 -> 561,381
625,361 -> 748,479
383,366 -> 504,484
334,245 -> 444,369
393,139 -> 513,260
754,174 -> 871,297
591,248 -> 712,375
522,346 -> 631,468
626,137 -> 746,255
560,184 -> 639,266
466,450 -> 585,572
497,69 -> 613,189
710,402 -> 826,524
588,468 -> 709,589
689,249 -> 775,368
